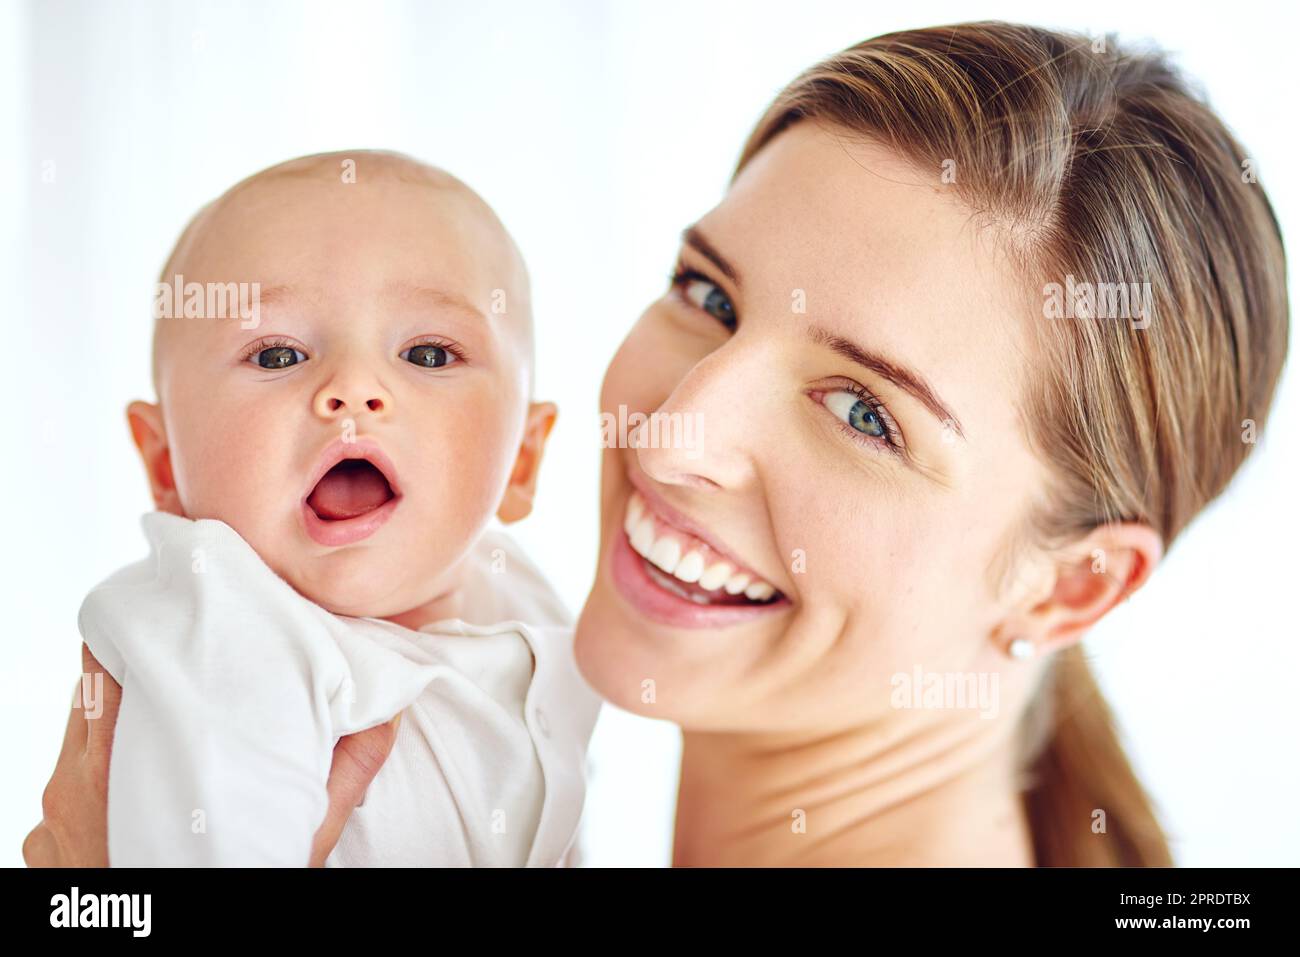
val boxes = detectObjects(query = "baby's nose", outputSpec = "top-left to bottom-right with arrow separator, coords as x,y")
313,381 -> 390,418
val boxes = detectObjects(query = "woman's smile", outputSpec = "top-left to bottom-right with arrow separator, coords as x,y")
607,468 -> 793,630
626,492 -> 779,602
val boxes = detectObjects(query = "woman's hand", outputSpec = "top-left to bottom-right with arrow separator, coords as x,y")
23,642 -> 400,867
308,707 -> 402,866
21,643 -> 116,867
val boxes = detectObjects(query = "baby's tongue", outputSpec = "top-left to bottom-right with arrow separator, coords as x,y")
307,461 -> 391,520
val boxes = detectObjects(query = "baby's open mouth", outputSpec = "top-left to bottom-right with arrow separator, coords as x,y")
306,459 -> 396,522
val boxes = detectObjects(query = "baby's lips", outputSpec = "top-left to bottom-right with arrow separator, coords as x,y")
301,436 -> 404,507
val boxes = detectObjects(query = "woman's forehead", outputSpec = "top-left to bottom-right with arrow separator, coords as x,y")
715,124 -> 1010,296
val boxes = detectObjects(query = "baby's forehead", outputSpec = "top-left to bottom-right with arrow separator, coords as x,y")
183,155 -> 519,270
154,152 -> 534,391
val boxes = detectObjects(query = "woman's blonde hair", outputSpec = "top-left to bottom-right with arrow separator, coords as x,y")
735,21 -> 1289,865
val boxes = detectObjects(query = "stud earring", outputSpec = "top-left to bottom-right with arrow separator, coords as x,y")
1007,638 -> 1035,660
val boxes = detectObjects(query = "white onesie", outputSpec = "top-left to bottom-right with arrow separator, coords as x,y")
78,511 -> 602,867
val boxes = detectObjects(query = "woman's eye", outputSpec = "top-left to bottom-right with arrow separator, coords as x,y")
253,346 -> 306,369
824,390 -> 889,440
402,344 -> 456,368
683,277 -> 736,329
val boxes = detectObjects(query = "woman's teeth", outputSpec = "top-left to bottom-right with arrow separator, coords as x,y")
623,491 -> 779,603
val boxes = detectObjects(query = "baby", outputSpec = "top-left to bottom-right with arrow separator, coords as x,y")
77,151 -> 601,866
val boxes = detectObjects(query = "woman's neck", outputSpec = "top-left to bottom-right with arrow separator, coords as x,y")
673,712 -> 1035,867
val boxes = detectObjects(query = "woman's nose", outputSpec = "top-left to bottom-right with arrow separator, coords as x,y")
312,368 -> 392,420
633,348 -> 757,492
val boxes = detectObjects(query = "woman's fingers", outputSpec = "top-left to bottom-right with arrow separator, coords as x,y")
78,643 -> 122,762
308,714 -> 401,867
56,677 -> 90,766
24,653 -> 118,867
21,821 -> 58,867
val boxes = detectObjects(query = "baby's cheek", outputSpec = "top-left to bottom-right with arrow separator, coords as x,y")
166,399 -> 299,544
422,405 -> 517,521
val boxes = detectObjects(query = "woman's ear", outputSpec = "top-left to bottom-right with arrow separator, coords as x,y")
126,400 -> 183,516
1012,522 -> 1164,655
496,401 -> 558,524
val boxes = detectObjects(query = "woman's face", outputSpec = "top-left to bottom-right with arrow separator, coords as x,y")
575,122 -> 1054,732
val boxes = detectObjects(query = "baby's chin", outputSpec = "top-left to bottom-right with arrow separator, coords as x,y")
277,555 -> 414,620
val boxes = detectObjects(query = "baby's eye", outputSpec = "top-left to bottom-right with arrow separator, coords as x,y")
253,346 -> 306,369
401,344 -> 457,368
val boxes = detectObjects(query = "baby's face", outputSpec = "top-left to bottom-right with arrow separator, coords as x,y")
139,160 -> 539,619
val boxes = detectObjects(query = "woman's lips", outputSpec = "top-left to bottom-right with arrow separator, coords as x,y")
624,491 -> 779,600
608,491 -> 791,629
625,468 -> 770,583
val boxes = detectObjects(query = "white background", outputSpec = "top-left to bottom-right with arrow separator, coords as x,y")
2,0 -> 1296,867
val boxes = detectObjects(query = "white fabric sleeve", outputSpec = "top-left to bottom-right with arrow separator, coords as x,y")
78,513 -> 435,867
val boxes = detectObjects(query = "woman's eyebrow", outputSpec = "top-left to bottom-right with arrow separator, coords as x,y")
808,324 -> 966,440
682,225 -> 741,288
679,226 -> 965,440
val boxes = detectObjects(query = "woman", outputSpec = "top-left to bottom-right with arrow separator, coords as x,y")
25,21 -> 1289,866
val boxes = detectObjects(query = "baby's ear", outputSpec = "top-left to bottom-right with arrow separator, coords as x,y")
126,401 -> 183,516
496,401 -> 558,524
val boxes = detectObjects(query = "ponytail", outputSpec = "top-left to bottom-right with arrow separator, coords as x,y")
1020,646 -> 1173,866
